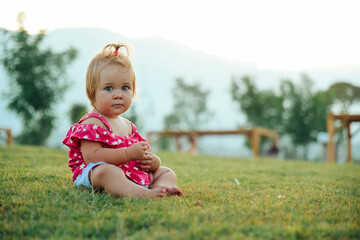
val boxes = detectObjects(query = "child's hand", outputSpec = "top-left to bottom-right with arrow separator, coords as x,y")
126,142 -> 149,160
136,153 -> 161,172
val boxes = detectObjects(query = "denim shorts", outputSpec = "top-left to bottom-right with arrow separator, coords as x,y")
74,162 -> 106,189
73,162 -> 149,189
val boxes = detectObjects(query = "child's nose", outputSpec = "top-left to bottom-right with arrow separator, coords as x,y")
113,89 -> 123,99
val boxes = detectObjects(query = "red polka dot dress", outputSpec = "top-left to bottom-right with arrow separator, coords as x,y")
62,113 -> 151,186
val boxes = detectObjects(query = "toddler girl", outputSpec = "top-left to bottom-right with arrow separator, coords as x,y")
63,43 -> 183,198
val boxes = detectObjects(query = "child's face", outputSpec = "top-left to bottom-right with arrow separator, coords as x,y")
94,64 -> 133,118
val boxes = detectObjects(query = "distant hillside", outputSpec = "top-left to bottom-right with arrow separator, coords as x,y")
1,28 -> 359,159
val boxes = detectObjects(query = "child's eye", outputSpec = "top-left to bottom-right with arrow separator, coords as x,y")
105,86 -> 113,92
122,86 -> 130,91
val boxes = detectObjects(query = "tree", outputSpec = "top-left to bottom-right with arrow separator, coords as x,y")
231,76 -> 284,132
1,12 -> 78,145
281,75 -> 333,153
231,76 -> 285,154
164,78 -> 211,130
158,78 -> 210,150
68,103 -> 88,124
327,82 -> 360,112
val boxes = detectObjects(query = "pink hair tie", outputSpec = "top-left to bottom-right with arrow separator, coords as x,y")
114,50 -> 118,56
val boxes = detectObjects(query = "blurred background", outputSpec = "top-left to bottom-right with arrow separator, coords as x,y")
1,0 -> 359,162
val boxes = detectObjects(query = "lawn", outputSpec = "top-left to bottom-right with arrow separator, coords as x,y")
1,145 -> 359,239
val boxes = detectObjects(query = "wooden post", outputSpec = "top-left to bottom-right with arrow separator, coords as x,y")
187,133 -> 199,154
250,128 -> 260,158
327,113 -> 360,163
327,113 -> 336,163
346,121 -> 352,163
175,136 -> 182,151
6,129 -> 13,145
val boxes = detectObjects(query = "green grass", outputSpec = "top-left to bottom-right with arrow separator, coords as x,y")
1,145 -> 359,240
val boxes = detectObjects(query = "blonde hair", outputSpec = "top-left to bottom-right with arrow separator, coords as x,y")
85,42 -> 136,107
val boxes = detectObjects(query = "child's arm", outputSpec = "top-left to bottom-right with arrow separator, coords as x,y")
136,153 -> 161,172
81,140 -> 149,165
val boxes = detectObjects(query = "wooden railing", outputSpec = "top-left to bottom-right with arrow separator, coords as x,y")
147,127 -> 279,158
0,128 -> 13,145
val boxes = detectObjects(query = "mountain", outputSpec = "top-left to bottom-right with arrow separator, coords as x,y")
1,28 -> 359,159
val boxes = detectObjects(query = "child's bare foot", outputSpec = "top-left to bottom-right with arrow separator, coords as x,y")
147,186 -> 169,198
167,186 -> 184,196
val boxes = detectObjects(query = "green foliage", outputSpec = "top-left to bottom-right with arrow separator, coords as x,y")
68,103 -> 88,124
1,145 -> 359,239
156,136 -> 173,150
327,82 -> 360,112
231,76 -> 284,132
15,114 -> 56,145
0,12 -> 78,145
164,78 -> 211,130
280,75 -> 333,148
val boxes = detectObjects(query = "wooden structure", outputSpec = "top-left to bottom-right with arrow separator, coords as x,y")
327,113 -> 360,163
147,127 -> 279,158
0,128 -> 13,145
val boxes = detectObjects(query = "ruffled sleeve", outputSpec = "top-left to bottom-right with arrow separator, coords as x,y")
62,123 -> 128,148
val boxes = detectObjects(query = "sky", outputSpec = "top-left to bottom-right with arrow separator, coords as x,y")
1,0 -> 360,71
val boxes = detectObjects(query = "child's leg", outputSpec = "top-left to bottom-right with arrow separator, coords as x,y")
89,164 -> 168,198
151,167 -> 184,196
